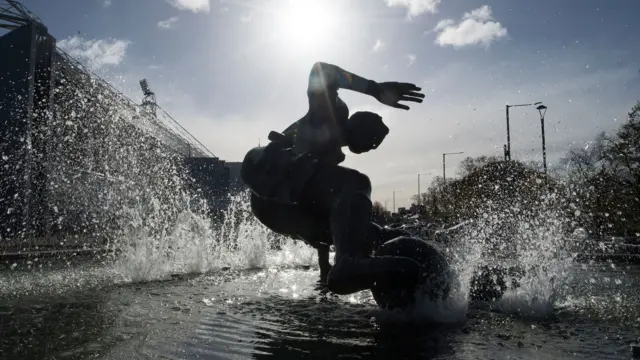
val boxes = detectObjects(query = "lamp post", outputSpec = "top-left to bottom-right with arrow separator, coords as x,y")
417,172 -> 432,205
505,102 -> 542,161
442,152 -> 464,183
537,104 -> 548,182
392,190 -> 401,214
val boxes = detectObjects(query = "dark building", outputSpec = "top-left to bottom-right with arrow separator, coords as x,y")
0,21 -> 56,241
225,161 -> 247,194
182,158 -> 231,215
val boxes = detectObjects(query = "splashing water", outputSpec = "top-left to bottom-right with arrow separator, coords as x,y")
358,191 -> 577,327
364,191 -> 578,326
434,191 -> 576,320
112,174 -> 574,325
114,191 -> 317,283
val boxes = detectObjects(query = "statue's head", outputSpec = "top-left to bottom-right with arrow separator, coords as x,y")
345,111 -> 389,154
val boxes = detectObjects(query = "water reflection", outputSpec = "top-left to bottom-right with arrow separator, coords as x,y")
229,295 -> 456,359
0,288 -> 115,359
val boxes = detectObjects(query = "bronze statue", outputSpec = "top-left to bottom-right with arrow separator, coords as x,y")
241,62 -> 425,295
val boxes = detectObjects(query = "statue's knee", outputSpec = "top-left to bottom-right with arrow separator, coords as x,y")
250,193 -> 268,219
343,169 -> 371,195
326,257 -> 373,295
326,272 -> 352,295
250,193 -> 289,233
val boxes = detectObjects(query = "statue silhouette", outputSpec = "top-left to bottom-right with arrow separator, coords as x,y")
241,62 -> 426,296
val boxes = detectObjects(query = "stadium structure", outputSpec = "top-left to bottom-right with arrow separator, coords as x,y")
0,1 -> 235,253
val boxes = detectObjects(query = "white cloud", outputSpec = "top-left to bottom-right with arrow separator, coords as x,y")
433,5 -> 507,48
373,39 -> 385,52
165,0 -> 210,13
384,0 -> 441,18
407,54 -> 416,66
103,0 -> 112,8
158,16 -> 179,29
465,5 -> 493,22
434,19 -> 454,31
239,13 -> 252,22
57,36 -> 131,71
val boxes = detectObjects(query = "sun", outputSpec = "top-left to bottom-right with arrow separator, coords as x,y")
273,0 -> 340,52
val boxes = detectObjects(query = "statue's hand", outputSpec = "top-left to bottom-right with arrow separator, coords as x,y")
372,82 -> 425,110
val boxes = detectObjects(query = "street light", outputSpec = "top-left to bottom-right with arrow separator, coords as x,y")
417,172 -> 432,205
442,152 -> 464,182
392,190 -> 401,214
537,104 -> 548,182
505,102 -> 542,161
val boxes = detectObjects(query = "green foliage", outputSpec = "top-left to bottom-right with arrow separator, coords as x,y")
372,200 -> 391,225
558,101 -> 640,236
416,160 -> 558,227
456,155 -> 502,178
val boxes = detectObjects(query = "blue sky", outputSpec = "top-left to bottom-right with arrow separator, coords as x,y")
16,0 -> 640,210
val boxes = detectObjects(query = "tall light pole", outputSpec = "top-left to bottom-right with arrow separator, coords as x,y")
417,172 -> 432,205
537,104 -> 548,182
392,190 -> 401,214
442,152 -> 464,183
505,102 -> 542,161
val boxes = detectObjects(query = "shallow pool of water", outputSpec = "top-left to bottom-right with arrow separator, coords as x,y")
1,260 -> 638,360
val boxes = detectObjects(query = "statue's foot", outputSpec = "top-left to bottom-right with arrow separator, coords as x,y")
314,279 -> 329,292
319,264 -> 332,285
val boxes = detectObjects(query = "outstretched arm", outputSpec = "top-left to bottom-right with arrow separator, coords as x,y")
307,62 -> 425,110
307,62 -> 379,99
305,62 -> 370,131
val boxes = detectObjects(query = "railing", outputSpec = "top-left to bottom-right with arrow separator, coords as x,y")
0,0 -> 44,31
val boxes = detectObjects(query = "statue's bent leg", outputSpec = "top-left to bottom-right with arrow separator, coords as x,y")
298,163 -> 421,295
250,193 -> 332,275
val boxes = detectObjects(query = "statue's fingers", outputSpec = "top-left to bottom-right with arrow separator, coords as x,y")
405,91 -> 425,99
401,95 -> 423,103
392,102 -> 410,110
399,83 -> 421,91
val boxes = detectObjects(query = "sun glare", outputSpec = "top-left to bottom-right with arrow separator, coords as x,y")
274,0 -> 340,52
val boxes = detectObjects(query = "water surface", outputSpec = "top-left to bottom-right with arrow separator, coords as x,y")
1,260 -> 638,360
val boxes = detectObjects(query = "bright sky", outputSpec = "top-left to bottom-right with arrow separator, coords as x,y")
20,0 -> 640,210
